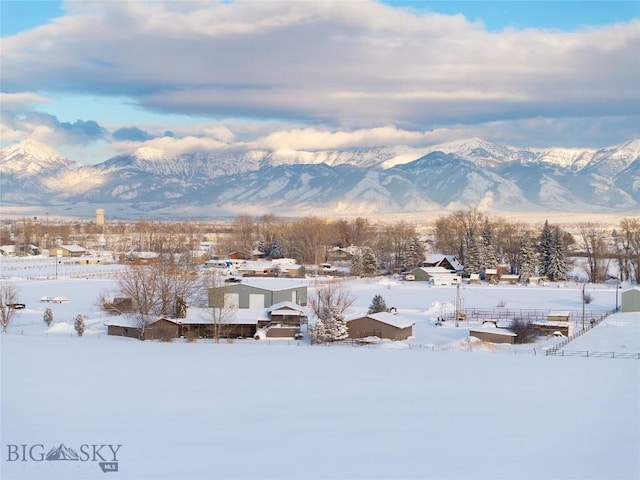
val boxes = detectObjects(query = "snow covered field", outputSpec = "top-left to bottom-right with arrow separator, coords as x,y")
1,263 -> 639,480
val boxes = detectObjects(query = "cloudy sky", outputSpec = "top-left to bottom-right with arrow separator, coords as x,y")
1,0 -> 639,164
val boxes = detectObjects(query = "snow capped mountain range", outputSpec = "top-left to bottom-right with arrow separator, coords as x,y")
1,138 -> 638,218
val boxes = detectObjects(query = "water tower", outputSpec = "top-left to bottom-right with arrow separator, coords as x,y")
96,209 -> 105,231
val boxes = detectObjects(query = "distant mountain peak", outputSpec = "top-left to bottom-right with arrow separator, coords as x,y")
132,146 -> 167,161
0,139 -> 71,176
4,138 -> 65,162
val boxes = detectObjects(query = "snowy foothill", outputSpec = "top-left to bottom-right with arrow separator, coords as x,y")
1,258 -> 639,480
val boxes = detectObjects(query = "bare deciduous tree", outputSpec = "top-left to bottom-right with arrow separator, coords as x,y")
576,223 -> 610,283
617,218 -> 640,282
287,217 -> 334,266
308,281 -> 355,319
221,214 -> 257,259
434,207 -> 486,264
116,262 -> 199,338
0,284 -> 20,333
197,271 -> 238,343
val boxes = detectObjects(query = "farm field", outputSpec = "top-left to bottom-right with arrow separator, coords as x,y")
1,262 -> 639,480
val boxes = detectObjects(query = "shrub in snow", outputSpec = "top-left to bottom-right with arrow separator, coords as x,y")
74,314 -> 85,337
184,329 -> 198,343
509,318 -> 538,344
582,291 -> 594,305
43,308 -> 53,327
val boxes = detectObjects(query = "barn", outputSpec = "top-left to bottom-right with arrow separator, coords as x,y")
347,312 -> 414,341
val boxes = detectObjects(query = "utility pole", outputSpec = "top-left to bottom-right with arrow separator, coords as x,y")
582,283 -> 585,330
455,283 -> 460,327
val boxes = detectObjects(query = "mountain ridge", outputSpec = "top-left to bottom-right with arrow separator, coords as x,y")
1,138 -> 638,218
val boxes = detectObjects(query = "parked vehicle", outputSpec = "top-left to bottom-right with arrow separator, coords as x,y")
7,303 -> 26,309
40,296 -> 68,304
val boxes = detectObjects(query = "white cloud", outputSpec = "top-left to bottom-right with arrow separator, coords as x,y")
252,126 -> 430,151
1,1 -> 637,155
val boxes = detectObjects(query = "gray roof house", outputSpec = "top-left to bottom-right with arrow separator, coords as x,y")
208,279 -> 308,309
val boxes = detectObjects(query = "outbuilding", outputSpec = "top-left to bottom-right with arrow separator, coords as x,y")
621,287 -> 640,313
105,317 -> 180,341
469,328 -> 517,344
347,312 -> 414,341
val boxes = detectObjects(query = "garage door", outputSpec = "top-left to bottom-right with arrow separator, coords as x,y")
224,293 -> 239,308
249,294 -> 265,309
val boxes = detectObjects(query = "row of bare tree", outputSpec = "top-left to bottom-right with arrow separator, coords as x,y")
4,209 -> 639,282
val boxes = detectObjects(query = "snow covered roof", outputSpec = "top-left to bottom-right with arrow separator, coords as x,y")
267,301 -> 307,315
104,316 -> 180,328
271,258 -> 298,265
238,260 -> 275,270
414,267 -> 460,276
236,277 -> 310,291
59,244 -> 87,252
348,312 -> 414,329
128,251 -> 160,259
424,254 -> 464,271
469,328 -> 517,337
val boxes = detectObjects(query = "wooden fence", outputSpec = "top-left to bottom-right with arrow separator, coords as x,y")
546,350 -> 640,359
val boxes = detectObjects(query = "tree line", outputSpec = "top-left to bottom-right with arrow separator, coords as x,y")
3,210 -> 639,283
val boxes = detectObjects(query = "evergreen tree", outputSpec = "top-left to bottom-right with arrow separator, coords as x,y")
547,227 -> 568,281
480,220 -> 498,271
518,238 -> 538,282
539,220 -> 554,277
464,232 -> 482,275
350,252 -> 363,276
360,247 -> 379,276
74,314 -> 85,337
308,318 -> 326,344
43,308 -> 53,327
367,294 -> 389,314
319,305 -> 349,341
405,236 -> 426,270
270,240 -> 284,259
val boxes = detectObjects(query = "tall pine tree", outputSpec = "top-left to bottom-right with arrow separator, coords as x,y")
405,236 -> 426,270
480,220 -> 498,271
519,238 -> 538,282
464,232 -> 482,275
360,247 -> 379,276
539,220 -> 554,278
547,227 -> 568,281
